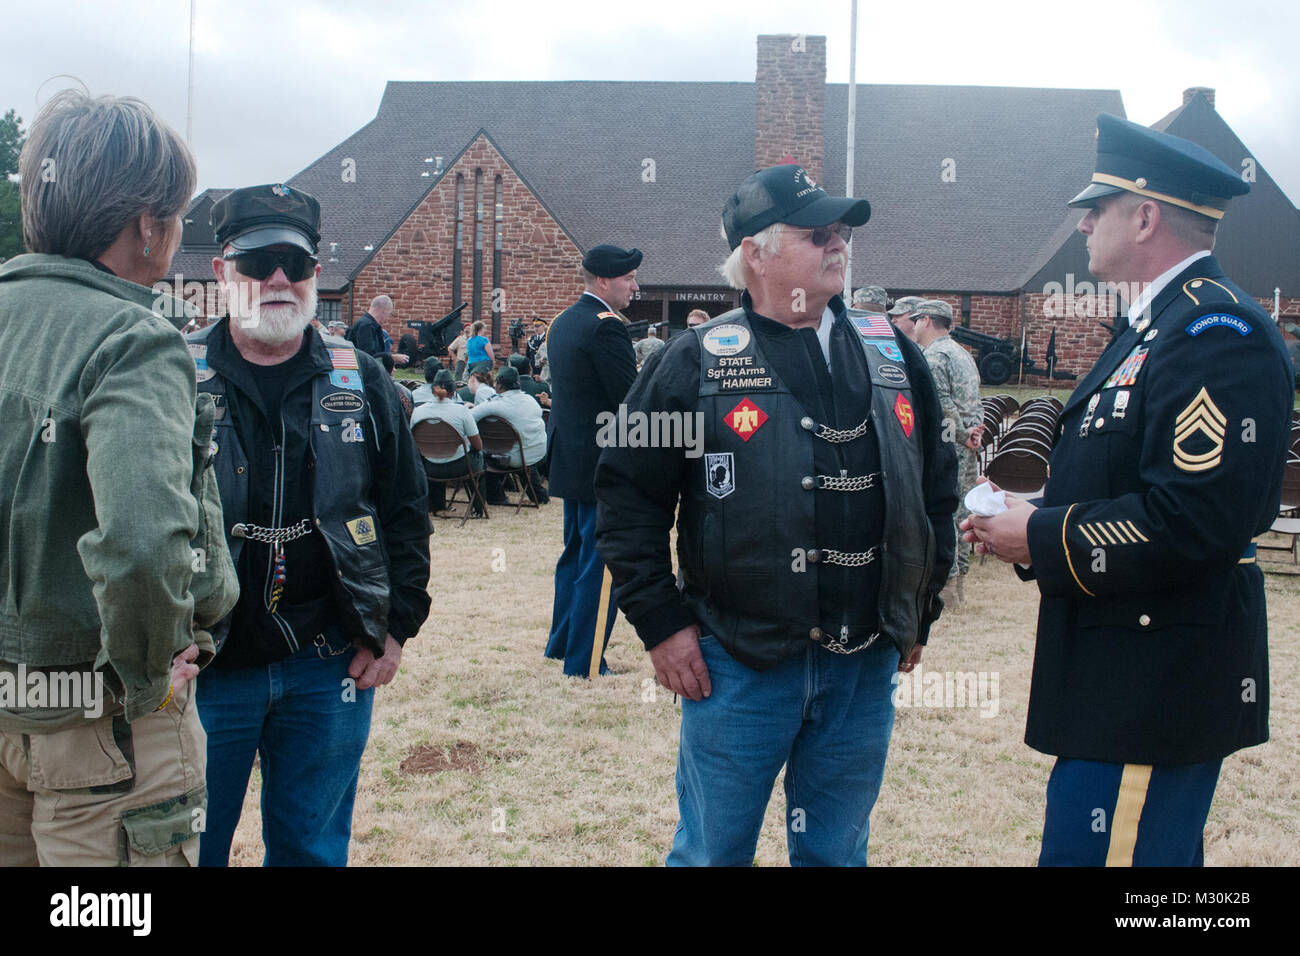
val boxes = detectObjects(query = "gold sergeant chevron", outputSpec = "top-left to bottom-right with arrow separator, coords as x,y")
1172,386 -> 1227,472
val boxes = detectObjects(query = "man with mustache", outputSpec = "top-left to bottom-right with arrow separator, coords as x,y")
596,164 -> 957,865
189,184 -> 431,866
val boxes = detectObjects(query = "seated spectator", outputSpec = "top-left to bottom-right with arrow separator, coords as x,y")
472,366 -> 549,504
458,367 -> 498,406
411,357 -> 444,406
465,320 -> 494,374
508,353 -> 551,407
411,369 -> 486,515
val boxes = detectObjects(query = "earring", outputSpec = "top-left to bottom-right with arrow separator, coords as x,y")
143,246 -> 150,257
143,232 -> 152,257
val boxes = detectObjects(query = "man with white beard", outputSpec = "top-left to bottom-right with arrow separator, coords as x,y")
188,184 -> 431,866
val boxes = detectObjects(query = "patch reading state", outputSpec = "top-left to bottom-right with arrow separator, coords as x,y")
724,397 -> 767,441
705,453 -> 735,499
701,323 -> 751,357
189,343 -> 215,383
1186,313 -> 1251,337
345,515 -> 377,545
1173,387 -> 1226,473
320,391 -> 364,414
893,393 -> 914,437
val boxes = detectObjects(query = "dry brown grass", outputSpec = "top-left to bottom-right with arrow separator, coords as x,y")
224,501 -> 1300,866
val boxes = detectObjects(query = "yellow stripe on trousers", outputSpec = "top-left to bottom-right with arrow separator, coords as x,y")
1105,764 -> 1153,866
589,567 -> 614,679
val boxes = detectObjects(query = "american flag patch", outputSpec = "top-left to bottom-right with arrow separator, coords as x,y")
850,313 -> 894,338
329,348 -> 359,369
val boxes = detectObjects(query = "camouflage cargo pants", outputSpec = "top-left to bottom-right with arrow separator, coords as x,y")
952,445 -> 980,576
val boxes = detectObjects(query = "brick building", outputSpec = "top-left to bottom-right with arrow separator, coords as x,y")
172,35 -> 1299,384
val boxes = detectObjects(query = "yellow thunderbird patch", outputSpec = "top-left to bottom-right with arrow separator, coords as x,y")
1173,387 -> 1226,473
345,515 -> 378,545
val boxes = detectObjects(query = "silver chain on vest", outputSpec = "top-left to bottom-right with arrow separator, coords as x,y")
803,416 -> 871,443
820,630 -> 882,654
815,471 -> 879,492
819,545 -> 878,567
230,518 -> 313,545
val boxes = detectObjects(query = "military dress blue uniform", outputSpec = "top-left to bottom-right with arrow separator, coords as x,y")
544,267 -> 638,677
1019,114 -> 1294,866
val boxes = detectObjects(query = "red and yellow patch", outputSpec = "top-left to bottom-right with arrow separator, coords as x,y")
725,398 -> 768,441
894,393 -> 914,437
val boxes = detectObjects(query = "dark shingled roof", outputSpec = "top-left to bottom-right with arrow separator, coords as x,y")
175,80 -> 1125,294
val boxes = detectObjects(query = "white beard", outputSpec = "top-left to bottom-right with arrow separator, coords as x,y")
224,281 -> 318,345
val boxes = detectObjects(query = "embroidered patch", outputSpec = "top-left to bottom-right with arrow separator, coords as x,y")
893,393 -> 914,438
189,343 -> 215,383
873,341 -> 903,361
876,363 -> 907,385
1077,520 -> 1149,547
1103,346 -> 1148,389
328,348 -> 359,369
596,311 -> 620,320
724,397 -> 767,441
329,369 -> 364,392
320,391 -> 364,414
1186,313 -> 1252,337
345,515 -> 377,545
1173,387 -> 1226,473
705,453 -> 735,499
850,313 -> 894,338
702,324 -> 751,357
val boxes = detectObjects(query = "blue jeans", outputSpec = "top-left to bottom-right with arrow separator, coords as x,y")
195,635 -> 375,866
668,634 -> 898,866
545,499 -> 616,677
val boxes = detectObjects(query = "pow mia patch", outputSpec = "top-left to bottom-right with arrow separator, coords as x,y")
189,343 -> 215,383
345,515 -> 377,545
702,324 -> 751,357
705,453 -> 735,499
320,391 -> 364,414
1173,387 -> 1226,473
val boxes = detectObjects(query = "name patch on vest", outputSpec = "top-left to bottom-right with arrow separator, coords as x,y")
705,354 -> 774,390
321,391 -> 365,414
877,363 -> 907,385
701,324 -> 751,357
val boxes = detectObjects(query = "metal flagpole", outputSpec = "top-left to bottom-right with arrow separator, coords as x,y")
186,0 -> 196,145
844,0 -> 858,298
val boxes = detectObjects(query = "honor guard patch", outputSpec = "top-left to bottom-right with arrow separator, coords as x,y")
329,369 -> 364,392
724,397 -> 767,441
893,393 -> 914,438
320,391 -> 365,414
345,515 -> 377,545
705,453 -> 735,499
328,348 -> 359,369
1186,313 -> 1252,337
1103,346 -> 1148,389
850,314 -> 894,338
1173,387 -> 1226,473
873,342 -> 903,361
702,324 -> 751,357
189,343 -> 216,383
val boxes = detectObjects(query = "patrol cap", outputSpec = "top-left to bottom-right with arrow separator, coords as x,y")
582,245 -> 642,277
1067,113 -> 1248,221
888,295 -> 925,316
723,163 -> 871,251
496,366 -> 520,388
913,299 -> 954,323
852,285 -> 888,308
507,354 -> 530,372
432,369 -> 456,390
212,183 -> 322,252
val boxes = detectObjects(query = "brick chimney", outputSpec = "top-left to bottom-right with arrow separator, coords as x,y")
755,34 -> 826,181
1183,86 -> 1215,109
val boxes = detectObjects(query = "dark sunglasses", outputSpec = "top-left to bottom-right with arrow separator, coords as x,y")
785,223 -> 853,246
223,248 -> 318,282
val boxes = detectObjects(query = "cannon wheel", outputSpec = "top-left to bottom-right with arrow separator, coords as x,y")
979,352 -> 1013,386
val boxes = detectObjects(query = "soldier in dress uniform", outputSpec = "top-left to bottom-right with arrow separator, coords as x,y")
543,245 -> 640,678
966,113 -> 1293,866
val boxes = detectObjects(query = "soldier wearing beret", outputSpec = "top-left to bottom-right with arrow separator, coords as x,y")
596,165 -> 956,865
543,245 -> 640,678
966,113 -> 1293,865
192,184 -> 431,865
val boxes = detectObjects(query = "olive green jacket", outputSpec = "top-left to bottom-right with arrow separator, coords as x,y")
0,254 -> 237,725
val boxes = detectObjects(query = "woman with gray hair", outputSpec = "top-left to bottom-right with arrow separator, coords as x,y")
0,90 -> 235,866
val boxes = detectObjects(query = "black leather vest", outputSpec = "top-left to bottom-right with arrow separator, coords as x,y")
677,309 -> 935,669
186,325 -> 391,655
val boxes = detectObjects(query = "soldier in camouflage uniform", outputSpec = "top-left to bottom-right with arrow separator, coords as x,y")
903,300 -> 983,593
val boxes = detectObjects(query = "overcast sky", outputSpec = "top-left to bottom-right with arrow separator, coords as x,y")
6,0 -> 1299,205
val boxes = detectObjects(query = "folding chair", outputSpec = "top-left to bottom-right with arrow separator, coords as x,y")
411,419 -> 488,526
477,415 -> 540,514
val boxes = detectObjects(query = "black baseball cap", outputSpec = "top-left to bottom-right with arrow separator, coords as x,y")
212,183 -> 322,253
722,164 -> 871,250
